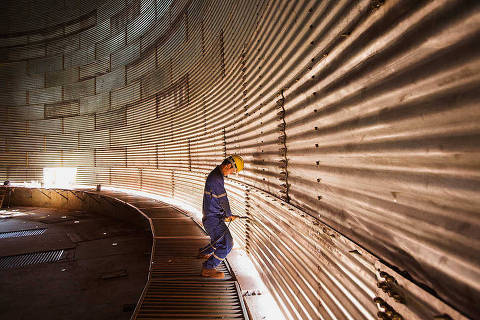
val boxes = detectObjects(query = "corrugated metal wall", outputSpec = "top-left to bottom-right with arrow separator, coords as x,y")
0,0 -> 479,319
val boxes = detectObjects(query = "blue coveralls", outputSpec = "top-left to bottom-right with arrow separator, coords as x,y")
199,166 -> 234,269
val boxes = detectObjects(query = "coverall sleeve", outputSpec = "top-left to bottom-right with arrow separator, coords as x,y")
211,178 -> 232,218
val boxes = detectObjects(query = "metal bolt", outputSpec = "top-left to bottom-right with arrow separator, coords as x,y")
377,281 -> 389,292
393,294 -> 405,304
392,314 -> 404,320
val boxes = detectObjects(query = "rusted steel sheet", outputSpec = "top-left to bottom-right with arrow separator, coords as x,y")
0,0 -> 479,319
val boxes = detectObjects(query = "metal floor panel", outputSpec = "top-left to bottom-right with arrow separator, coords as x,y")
152,218 -> 207,238
38,215 -> 77,224
141,207 -> 186,219
151,260 -> 232,281
0,228 -> 47,239
133,204 -> 170,210
136,280 -> 246,319
0,249 -> 64,269
154,238 -> 209,258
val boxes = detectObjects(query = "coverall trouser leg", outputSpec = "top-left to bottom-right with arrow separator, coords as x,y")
201,221 -> 233,269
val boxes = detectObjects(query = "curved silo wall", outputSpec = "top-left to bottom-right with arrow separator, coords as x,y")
0,0 -> 479,319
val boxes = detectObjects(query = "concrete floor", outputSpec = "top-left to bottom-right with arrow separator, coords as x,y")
0,206 -> 152,320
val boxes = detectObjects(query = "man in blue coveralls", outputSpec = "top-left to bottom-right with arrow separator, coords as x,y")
198,155 -> 244,279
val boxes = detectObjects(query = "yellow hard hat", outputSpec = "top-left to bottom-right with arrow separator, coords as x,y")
227,155 -> 244,172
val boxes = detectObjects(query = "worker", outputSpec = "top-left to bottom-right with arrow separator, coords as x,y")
199,155 -> 244,279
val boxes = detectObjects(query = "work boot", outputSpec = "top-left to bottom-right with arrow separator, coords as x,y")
201,267 -> 224,279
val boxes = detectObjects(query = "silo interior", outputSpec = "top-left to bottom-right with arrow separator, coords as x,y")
0,0 -> 479,319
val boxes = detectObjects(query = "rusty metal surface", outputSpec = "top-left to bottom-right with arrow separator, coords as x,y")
374,261 -> 468,320
152,238 -> 232,280
151,217 -> 207,238
0,0 -> 479,318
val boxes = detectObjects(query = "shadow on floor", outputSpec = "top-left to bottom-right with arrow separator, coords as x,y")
0,206 -> 152,320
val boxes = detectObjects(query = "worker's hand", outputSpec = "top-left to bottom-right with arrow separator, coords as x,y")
224,215 -> 238,222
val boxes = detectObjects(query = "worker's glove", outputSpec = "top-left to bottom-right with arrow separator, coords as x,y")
224,215 -> 238,222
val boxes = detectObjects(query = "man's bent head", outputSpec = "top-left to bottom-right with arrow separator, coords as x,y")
220,155 -> 244,176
